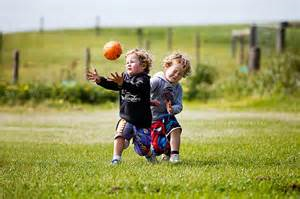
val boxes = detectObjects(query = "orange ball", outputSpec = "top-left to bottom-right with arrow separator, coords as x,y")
103,41 -> 122,60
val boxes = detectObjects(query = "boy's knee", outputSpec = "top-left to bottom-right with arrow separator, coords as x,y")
114,133 -> 124,140
168,127 -> 182,136
114,135 -> 130,149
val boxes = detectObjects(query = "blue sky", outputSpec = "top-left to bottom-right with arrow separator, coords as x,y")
1,0 -> 299,32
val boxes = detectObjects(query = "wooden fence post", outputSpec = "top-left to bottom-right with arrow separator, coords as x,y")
276,22 -> 287,53
85,48 -> 91,79
239,36 -> 245,64
167,27 -> 173,51
248,47 -> 260,71
137,28 -> 143,48
95,16 -> 100,36
12,50 -> 20,84
231,36 -> 237,58
195,33 -> 200,66
249,24 -> 257,48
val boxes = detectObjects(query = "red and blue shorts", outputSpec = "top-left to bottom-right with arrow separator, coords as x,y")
150,114 -> 182,155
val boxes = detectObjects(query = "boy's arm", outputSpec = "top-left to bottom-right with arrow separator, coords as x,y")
87,68 -> 120,91
150,77 -> 160,93
171,85 -> 183,114
97,76 -> 121,91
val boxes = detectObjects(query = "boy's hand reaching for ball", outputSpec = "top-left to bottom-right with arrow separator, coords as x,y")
87,68 -> 101,84
108,72 -> 124,86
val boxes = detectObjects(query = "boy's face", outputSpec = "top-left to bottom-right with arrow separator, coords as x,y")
125,54 -> 145,76
165,64 -> 184,84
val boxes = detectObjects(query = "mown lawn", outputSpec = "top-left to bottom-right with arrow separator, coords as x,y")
0,108 -> 299,198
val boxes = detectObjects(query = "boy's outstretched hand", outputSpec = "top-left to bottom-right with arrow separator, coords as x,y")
86,68 -> 101,83
108,72 -> 124,86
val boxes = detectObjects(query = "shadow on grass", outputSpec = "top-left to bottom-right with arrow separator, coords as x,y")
167,159 -> 221,168
170,158 -> 292,168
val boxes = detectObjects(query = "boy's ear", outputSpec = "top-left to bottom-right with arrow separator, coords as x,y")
141,64 -> 147,70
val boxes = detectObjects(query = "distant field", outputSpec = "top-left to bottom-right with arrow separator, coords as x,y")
2,25 -> 299,84
0,26 -> 235,83
0,108 -> 299,198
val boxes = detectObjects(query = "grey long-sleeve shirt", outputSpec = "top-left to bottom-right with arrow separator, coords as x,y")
150,72 -> 183,121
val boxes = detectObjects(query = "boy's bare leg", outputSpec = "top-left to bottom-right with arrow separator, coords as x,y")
113,137 -> 125,156
170,128 -> 181,152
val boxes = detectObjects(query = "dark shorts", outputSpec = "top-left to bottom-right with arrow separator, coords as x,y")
150,114 -> 182,155
155,114 -> 182,137
115,119 -> 151,157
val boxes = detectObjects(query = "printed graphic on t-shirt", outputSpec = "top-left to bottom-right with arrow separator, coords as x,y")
121,91 -> 141,102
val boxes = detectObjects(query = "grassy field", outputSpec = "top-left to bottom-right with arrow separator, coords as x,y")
0,25 -> 299,198
0,107 -> 299,198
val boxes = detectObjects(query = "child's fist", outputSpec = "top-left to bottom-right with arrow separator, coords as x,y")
150,100 -> 160,107
166,100 -> 173,114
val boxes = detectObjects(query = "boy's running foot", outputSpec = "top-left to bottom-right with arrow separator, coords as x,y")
161,154 -> 170,162
111,159 -> 121,165
169,154 -> 180,164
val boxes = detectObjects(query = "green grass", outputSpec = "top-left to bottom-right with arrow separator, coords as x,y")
0,109 -> 299,198
0,25 -> 300,198
186,94 -> 300,112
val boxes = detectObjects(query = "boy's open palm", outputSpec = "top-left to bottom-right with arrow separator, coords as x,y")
87,68 -> 101,83
108,72 -> 124,86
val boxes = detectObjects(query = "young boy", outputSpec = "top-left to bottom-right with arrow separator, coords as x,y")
150,52 -> 191,163
87,48 -> 156,165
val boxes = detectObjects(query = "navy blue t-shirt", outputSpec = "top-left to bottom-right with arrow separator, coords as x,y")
97,72 -> 152,128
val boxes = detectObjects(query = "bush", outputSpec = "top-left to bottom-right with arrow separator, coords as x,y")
185,64 -> 217,100
220,53 -> 300,98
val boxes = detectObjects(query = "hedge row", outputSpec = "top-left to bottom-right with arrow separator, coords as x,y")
0,81 -> 117,104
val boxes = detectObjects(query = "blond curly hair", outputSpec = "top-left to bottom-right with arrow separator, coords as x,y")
125,49 -> 152,74
163,52 -> 191,77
